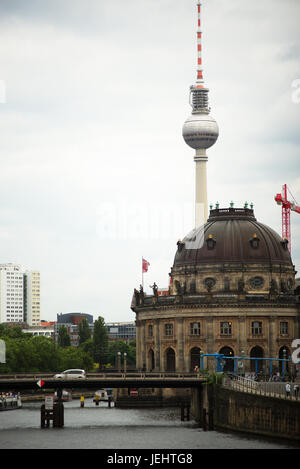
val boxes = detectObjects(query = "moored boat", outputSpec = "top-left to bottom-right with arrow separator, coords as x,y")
93,388 -> 113,403
54,389 -> 72,401
0,392 -> 22,410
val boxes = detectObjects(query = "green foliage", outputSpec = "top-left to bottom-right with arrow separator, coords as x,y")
78,318 -> 91,345
79,338 -> 93,355
58,346 -> 93,371
207,372 -> 224,385
0,324 -> 137,373
57,325 -> 71,347
0,325 -> 93,373
0,324 -> 24,339
93,316 -> 108,368
107,340 -> 136,367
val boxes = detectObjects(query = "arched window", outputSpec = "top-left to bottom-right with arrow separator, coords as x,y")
250,346 -> 264,372
279,346 -> 290,374
148,349 -> 155,371
190,347 -> 202,371
165,348 -> 176,372
219,346 -> 234,372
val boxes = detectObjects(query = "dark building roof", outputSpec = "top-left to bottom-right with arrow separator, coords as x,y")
57,312 -> 94,324
173,208 -> 292,268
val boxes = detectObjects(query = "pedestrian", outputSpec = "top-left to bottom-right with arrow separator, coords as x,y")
80,394 -> 85,407
294,384 -> 299,398
285,382 -> 291,398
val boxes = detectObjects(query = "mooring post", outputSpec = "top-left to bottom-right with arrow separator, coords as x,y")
208,407 -> 214,430
180,402 -> 190,421
53,402 -> 64,428
202,408 -> 207,431
41,404 -> 45,428
186,404 -> 190,421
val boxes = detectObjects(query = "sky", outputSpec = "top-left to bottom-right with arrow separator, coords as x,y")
0,0 -> 299,323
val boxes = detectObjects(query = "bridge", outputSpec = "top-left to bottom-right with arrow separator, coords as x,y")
0,372 -> 207,392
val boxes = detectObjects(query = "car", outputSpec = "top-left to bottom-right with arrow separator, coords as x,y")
54,369 -> 86,379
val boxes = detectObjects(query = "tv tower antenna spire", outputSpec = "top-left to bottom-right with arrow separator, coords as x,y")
182,1 -> 219,227
196,1 -> 204,88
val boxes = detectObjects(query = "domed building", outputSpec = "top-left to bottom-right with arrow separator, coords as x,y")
131,206 -> 300,375
131,2 -> 300,377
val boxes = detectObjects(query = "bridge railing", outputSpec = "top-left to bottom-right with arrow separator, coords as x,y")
0,371 -> 203,380
222,374 -> 299,400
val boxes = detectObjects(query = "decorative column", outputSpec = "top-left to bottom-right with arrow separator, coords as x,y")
268,316 -> 276,360
176,318 -> 184,372
154,319 -> 161,372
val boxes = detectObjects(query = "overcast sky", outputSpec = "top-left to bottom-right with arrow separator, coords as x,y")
0,0 -> 299,323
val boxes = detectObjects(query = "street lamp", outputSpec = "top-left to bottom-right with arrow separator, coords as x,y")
238,350 -> 245,376
117,351 -> 121,373
124,352 -> 127,374
283,348 -> 287,377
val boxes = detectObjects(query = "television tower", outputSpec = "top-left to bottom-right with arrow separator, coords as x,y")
182,1 -> 219,227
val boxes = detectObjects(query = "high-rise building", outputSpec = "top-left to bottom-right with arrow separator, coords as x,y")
0,263 -> 41,327
24,270 -> 41,327
0,264 -> 24,324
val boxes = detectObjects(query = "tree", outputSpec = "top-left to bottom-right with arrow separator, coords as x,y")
107,340 -> 136,368
57,325 -> 71,347
0,325 -> 94,373
80,338 -> 93,355
93,316 -> 108,369
58,346 -> 93,371
78,318 -> 91,345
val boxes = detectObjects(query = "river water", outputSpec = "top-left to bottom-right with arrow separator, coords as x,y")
0,398 -> 298,450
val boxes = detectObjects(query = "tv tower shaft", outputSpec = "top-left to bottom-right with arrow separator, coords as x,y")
182,1 -> 219,228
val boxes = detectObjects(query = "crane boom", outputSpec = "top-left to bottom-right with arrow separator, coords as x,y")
274,184 -> 300,253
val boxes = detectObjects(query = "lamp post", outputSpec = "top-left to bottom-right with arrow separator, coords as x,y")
200,350 -> 204,371
283,348 -> 287,377
124,352 -> 127,374
117,351 -> 121,373
238,350 -> 245,376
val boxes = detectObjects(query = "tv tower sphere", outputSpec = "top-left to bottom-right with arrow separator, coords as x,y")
183,107 -> 219,150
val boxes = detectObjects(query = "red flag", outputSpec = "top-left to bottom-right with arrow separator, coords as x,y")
142,258 -> 150,273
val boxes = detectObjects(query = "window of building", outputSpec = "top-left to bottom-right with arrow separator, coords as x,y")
148,324 -> 153,337
249,276 -> 264,289
220,322 -> 232,335
190,322 -> 201,335
251,321 -> 262,335
280,322 -> 288,335
165,323 -> 173,336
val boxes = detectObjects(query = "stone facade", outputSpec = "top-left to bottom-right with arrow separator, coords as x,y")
132,208 -> 300,375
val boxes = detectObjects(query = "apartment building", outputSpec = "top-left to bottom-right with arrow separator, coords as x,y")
0,264 -> 41,327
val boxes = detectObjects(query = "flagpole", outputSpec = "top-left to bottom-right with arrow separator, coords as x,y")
142,257 -> 144,288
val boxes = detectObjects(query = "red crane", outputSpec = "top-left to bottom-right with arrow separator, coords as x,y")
274,184 -> 300,253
